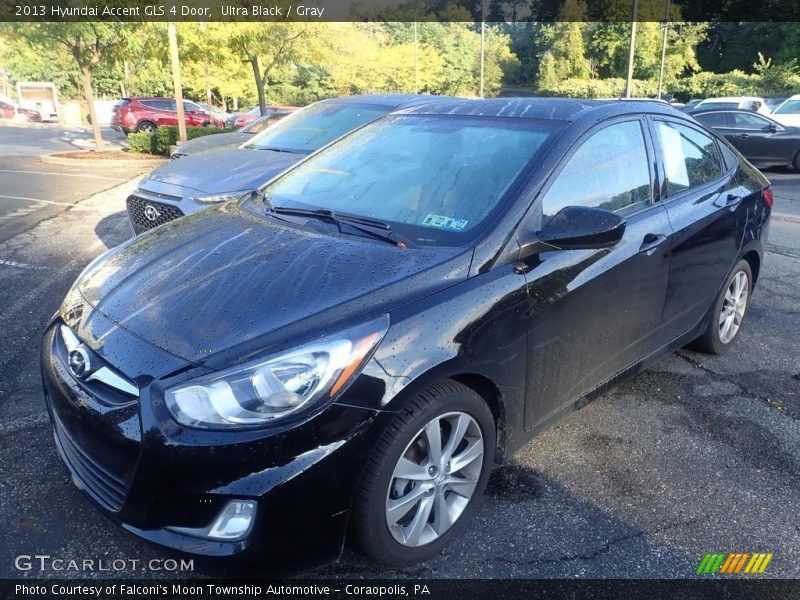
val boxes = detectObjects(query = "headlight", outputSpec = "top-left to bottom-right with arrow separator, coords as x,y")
191,191 -> 250,204
165,315 -> 389,429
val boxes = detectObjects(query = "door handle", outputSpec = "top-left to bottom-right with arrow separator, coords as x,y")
737,133 -> 749,139
713,194 -> 743,211
639,233 -> 667,255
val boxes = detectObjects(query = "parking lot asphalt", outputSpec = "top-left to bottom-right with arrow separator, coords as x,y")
0,124 -> 798,579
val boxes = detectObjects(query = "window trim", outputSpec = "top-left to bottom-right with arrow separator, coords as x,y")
534,116 -> 658,226
649,117 -> 732,204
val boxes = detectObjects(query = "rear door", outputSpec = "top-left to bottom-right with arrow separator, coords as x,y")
650,118 -> 746,336
522,118 -> 673,429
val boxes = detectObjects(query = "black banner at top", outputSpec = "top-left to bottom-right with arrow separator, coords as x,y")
1,0 -> 800,23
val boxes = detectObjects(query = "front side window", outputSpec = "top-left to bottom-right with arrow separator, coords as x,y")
655,121 -> 723,196
248,115 -> 559,246
246,101 -> 392,154
731,112 -> 773,130
542,120 -> 652,220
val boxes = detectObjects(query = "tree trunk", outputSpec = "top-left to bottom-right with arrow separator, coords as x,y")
250,55 -> 266,115
81,68 -> 104,152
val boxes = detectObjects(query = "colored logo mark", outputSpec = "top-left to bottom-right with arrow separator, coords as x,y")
697,552 -> 773,574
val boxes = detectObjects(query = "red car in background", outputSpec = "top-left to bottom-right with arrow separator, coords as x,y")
111,97 -> 224,134
225,105 -> 298,129
0,100 -> 42,122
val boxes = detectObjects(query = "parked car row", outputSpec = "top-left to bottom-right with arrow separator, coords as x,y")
224,105 -> 300,129
46,94 -> 771,572
0,99 -> 42,122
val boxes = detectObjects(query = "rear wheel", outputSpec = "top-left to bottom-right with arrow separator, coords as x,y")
137,120 -> 156,133
352,381 -> 495,566
793,149 -> 800,173
690,259 -> 752,354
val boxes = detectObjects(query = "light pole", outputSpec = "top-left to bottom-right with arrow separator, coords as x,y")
657,0 -> 671,99
479,0 -> 486,98
623,0 -> 639,98
414,20 -> 419,93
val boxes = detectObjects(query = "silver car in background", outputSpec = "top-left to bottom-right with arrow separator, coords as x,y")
126,94 -> 448,235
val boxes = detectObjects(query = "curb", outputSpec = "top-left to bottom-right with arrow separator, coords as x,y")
40,152 -> 166,168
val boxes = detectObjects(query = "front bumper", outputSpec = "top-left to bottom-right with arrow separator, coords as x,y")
41,317 -> 388,567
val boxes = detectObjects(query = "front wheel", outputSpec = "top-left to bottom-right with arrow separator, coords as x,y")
690,259 -> 753,354
352,381 -> 495,566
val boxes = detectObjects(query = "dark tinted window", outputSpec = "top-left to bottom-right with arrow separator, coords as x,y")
114,99 -> 130,108
698,102 -> 739,111
141,100 -> 174,111
655,121 -> 723,196
695,112 -> 728,128
731,112 -> 773,130
542,121 -> 651,220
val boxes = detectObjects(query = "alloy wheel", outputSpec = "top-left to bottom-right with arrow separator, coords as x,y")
385,411 -> 484,547
719,270 -> 749,344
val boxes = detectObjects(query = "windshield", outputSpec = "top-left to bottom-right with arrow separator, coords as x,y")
247,115 -> 558,247
245,101 -> 391,154
773,99 -> 800,115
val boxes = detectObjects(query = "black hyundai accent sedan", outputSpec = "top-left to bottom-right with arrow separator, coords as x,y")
42,98 -> 771,570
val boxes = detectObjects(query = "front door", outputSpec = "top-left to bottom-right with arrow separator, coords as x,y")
521,119 -> 673,430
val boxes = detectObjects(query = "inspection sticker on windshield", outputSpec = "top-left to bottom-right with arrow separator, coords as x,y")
421,214 -> 468,231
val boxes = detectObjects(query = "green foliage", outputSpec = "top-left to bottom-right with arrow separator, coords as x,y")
538,77 -> 658,99
127,126 -> 230,155
127,132 -> 158,154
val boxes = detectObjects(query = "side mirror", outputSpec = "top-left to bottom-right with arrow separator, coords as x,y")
520,206 -> 626,258
768,123 -> 778,133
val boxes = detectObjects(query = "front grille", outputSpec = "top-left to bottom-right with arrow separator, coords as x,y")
53,415 -> 128,511
127,195 -> 184,234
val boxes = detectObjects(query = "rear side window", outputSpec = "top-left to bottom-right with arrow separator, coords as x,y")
655,121 -> 723,196
141,100 -> 174,111
695,112 -> 728,128
542,120 -> 652,220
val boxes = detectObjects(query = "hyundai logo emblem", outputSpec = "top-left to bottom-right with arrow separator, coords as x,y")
144,204 -> 161,222
68,347 -> 91,379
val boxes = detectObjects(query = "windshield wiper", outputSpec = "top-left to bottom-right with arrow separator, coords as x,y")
244,145 -> 298,153
270,206 -> 415,248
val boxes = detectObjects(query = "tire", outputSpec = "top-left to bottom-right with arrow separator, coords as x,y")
793,149 -> 800,173
137,120 -> 156,133
352,381 -> 495,566
689,259 -> 753,354
202,121 -> 212,128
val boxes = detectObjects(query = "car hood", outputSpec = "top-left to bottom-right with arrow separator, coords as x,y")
145,147 -> 303,194
174,132 -> 252,156
74,203 -> 470,364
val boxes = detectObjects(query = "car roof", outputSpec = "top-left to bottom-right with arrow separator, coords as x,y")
396,97 -> 685,121
325,94 -> 454,109
697,97 -> 764,103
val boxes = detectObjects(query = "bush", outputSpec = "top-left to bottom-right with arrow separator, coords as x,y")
127,126 -> 232,156
127,131 -> 157,154
538,77 -> 658,99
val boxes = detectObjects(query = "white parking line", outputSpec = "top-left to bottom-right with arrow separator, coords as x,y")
0,169 -> 126,181
0,258 -> 47,270
0,194 -> 95,209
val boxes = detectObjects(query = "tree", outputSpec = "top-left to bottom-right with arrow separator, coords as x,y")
4,23 -> 130,150
227,23 -> 309,114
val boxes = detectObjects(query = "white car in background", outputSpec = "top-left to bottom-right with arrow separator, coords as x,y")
770,95 -> 800,127
694,96 -> 772,115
